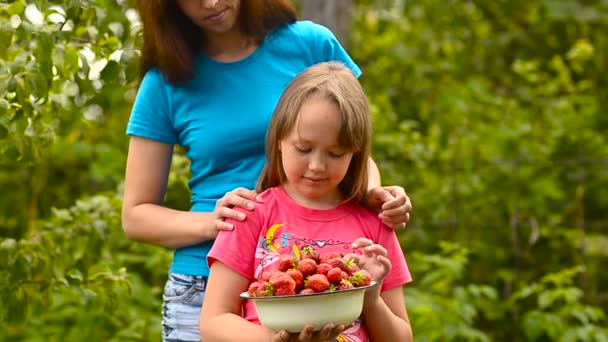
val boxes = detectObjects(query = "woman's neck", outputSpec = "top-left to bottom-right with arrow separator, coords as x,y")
202,31 -> 258,62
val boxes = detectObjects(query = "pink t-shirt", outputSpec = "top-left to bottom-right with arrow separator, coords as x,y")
208,186 -> 412,341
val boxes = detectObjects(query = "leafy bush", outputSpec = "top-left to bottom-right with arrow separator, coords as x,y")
1,0 -> 606,341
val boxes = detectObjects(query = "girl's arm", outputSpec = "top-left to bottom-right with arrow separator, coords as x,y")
200,261 -> 278,341
122,137 -> 257,248
361,286 -> 413,342
348,238 -> 413,341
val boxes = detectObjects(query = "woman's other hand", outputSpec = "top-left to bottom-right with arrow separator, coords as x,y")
365,186 -> 412,230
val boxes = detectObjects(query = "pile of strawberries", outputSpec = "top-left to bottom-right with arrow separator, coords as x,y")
247,246 -> 373,297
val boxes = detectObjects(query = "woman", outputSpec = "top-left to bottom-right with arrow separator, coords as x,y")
122,1 -> 412,341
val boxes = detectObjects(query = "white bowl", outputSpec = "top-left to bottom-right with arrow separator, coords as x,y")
240,281 -> 378,333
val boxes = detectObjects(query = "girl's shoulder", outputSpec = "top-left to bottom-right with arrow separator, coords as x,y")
352,203 -> 401,234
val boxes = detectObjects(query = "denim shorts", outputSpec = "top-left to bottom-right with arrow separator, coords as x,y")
162,273 -> 207,342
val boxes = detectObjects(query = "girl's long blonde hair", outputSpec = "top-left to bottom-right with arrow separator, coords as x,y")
257,62 -> 371,204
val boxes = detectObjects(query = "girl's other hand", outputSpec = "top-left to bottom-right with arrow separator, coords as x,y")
272,323 -> 346,341
211,187 -> 262,233
346,238 -> 392,283
365,186 -> 412,230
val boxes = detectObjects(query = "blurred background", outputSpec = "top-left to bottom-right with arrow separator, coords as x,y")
1,0 -> 607,341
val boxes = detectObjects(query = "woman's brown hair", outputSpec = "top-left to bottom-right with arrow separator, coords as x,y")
257,62 -> 372,204
135,0 -> 297,85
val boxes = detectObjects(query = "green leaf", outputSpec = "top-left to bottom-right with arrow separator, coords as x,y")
66,269 -> 84,283
100,60 -> 120,83
7,2 -> 26,15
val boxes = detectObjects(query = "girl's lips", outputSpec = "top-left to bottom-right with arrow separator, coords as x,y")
304,177 -> 325,182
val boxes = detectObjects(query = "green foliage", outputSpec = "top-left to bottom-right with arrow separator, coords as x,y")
511,266 -> 608,341
0,0 -> 137,237
1,0 -> 607,341
407,242 -> 498,341
353,0 -> 607,340
0,194 -> 172,341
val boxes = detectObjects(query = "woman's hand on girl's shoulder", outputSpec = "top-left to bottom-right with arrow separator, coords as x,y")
365,186 -> 412,230
211,187 -> 263,233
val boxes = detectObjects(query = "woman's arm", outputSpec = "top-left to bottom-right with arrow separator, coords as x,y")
368,157 -> 382,189
366,158 -> 413,229
361,287 -> 413,342
121,136 -> 218,248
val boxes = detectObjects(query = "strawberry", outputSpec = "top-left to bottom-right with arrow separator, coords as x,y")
338,279 -> 354,290
328,257 -> 347,272
248,280 -> 274,296
299,288 -> 315,295
261,269 -> 281,282
316,263 -> 332,276
327,267 -> 345,284
307,274 -> 330,293
286,269 -> 304,292
277,254 -> 295,272
344,257 -> 361,275
349,269 -> 372,287
320,252 -> 342,265
297,258 -> 317,277
300,245 -> 320,263
271,273 -> 296,296
247,281 -> 261,297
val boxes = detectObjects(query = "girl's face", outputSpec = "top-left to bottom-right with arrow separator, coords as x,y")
176,0 -> 241,35
279,96 -> 354,209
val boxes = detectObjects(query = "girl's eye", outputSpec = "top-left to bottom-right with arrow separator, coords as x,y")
295,146 -> 311,153
329,152 -> 345,159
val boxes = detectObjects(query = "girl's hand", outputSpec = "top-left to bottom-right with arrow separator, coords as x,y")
211,187 -> 262,233
365,186 -> 412,230
346,238 -> 392,284
272,323 -> 346,342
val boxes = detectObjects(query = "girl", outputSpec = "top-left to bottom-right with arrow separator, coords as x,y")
123,1 -> 412,340
201,62 -> 413,342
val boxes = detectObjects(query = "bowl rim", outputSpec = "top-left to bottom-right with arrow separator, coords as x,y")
240,281 -> 378,300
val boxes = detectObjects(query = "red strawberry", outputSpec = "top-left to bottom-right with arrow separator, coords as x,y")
338,279 -> 354,290
299,288 -> 316,295
320,252 -> 342,264
247,282 -> 261,297
271,273 -> 296,296
307,274 -> 330,293
261,269 -> 281,282
328,257 -> 347,272
344,258 -> 361,275
297,258 -> 317,277
316,263 -> 332,276
327,267 -> 345,284
286,269 -> 304,292
349,269 -> 372,287
278,254 -> 295,272
249,280 -> 273,296
301,245 -> 320,263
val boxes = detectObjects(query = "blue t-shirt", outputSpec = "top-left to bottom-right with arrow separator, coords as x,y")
126,20 -> 362,276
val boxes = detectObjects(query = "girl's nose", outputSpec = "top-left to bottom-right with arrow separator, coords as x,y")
308,154 -> 326,172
